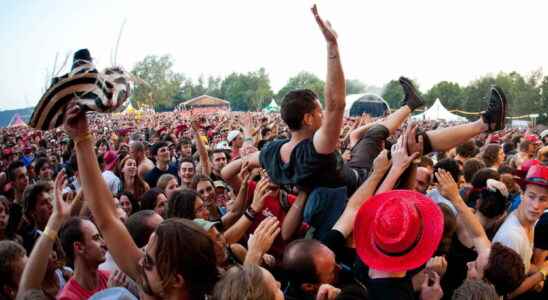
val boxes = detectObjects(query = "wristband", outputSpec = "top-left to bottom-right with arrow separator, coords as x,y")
43,227 -> 58,241
74,133 -> 94,147
244,137 -> 253,142
244,207 -> 257,221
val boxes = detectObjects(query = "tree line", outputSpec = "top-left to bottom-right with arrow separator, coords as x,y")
131,55 -> 548,124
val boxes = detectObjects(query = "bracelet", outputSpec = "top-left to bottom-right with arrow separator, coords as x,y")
244,137 -> 253,142
74,133 -> 94,147
43,227 -> 58,241
244,207 -> 257,221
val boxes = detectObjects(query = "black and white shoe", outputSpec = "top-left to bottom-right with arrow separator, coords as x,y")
399,76 -> 424,111
481,86 -> 507,132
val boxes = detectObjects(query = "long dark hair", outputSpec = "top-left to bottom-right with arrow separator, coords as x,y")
154,218 -> 219,299
166,189 -> 200,219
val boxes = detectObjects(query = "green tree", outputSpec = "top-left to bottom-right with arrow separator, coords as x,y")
276,71 -> 325,104
131,55 -> 183,110
381,80 -> 404,109
424,81 -> 464,109
346,79 -> 367,95
220,68 -> 274,111
538,76 -> 548,124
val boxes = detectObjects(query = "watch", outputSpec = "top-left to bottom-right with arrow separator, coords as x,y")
244,207 -> 257,221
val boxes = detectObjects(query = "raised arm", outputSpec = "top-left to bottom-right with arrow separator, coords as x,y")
435,170 -> 491,256
280,190 -> 308,241
311,5 -> 346,155
191,114 -> 211,176
223,175 -> 273,244
18,171 -> 72,297
221,152 -> 261,191
220,167 -> 252,229
376,132 -> 420,194
63,103 -> 143,281
333,150 -> 390,237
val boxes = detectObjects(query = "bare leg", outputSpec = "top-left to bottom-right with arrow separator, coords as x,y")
426,119 -> 489,152
378,105 -> 412,135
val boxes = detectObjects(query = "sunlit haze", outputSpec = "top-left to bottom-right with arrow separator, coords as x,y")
1,0 -> 548,109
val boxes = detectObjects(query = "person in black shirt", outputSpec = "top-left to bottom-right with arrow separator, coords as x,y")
280,149 -> 391,300
143,142 -> 178,188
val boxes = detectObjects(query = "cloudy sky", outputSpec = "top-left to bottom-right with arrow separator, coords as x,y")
1,0 -> 548,109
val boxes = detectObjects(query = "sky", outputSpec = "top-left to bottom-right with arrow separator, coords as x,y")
1,0 -> 548,110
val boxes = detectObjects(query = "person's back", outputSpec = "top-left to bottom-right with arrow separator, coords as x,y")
260,138 -> 346,191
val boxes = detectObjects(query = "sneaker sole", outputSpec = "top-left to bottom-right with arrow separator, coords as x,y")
491,85 -> 507,131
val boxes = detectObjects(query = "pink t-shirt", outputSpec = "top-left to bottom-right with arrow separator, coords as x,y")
57,270 -> 110,300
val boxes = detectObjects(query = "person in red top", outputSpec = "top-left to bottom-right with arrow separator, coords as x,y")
246,179 -> 308,258
58,217 -> 109,299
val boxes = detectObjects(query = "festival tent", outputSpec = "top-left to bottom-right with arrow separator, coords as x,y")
412,98 -> 468,122
177,95 -> 231,111
346,93 -> 391,117
262,99 -> 280,112
8,113 -> 27,127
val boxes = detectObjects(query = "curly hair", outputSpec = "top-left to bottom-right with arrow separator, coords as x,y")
483,242 -> 525,296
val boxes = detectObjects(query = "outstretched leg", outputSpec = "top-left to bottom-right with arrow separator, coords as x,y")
423,86 -> 507,153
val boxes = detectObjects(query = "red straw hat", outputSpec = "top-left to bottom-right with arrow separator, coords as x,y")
354,190 -> 444,273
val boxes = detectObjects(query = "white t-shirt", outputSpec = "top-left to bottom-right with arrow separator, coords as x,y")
492,211 -> 534,272
102,170 -> 121,195
427,189 -> 457,215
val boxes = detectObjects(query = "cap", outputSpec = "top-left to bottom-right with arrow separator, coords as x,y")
227,130 -> 241,143
193,218 -> 217,232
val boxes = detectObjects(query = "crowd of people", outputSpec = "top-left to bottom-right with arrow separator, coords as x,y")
1,5 -> 548,300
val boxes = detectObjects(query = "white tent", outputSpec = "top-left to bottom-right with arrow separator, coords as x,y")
412,98 -> 467,122
262,99 -> 280,112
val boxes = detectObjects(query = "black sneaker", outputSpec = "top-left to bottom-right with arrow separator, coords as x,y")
481,86 -> 507,132
399,76 -> 424,111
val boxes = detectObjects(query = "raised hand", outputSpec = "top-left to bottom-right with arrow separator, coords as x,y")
250,173 -> 274,212
405,122 -> 424,158
190,113 -> 202,133
426,256 -> 448,277
311,4 -> 338,44
420,271 -> 443,300
372,149 -> 391,175
247,217 -> 280,260
63,102 -> 89,140
434,169 -> 460,201
52,170 -> 72,222
316,284 -> 341,300
391,130 -> 420,170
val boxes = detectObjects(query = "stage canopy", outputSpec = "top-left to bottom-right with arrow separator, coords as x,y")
346,93 -> 391,117
177,95 -> 231,111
